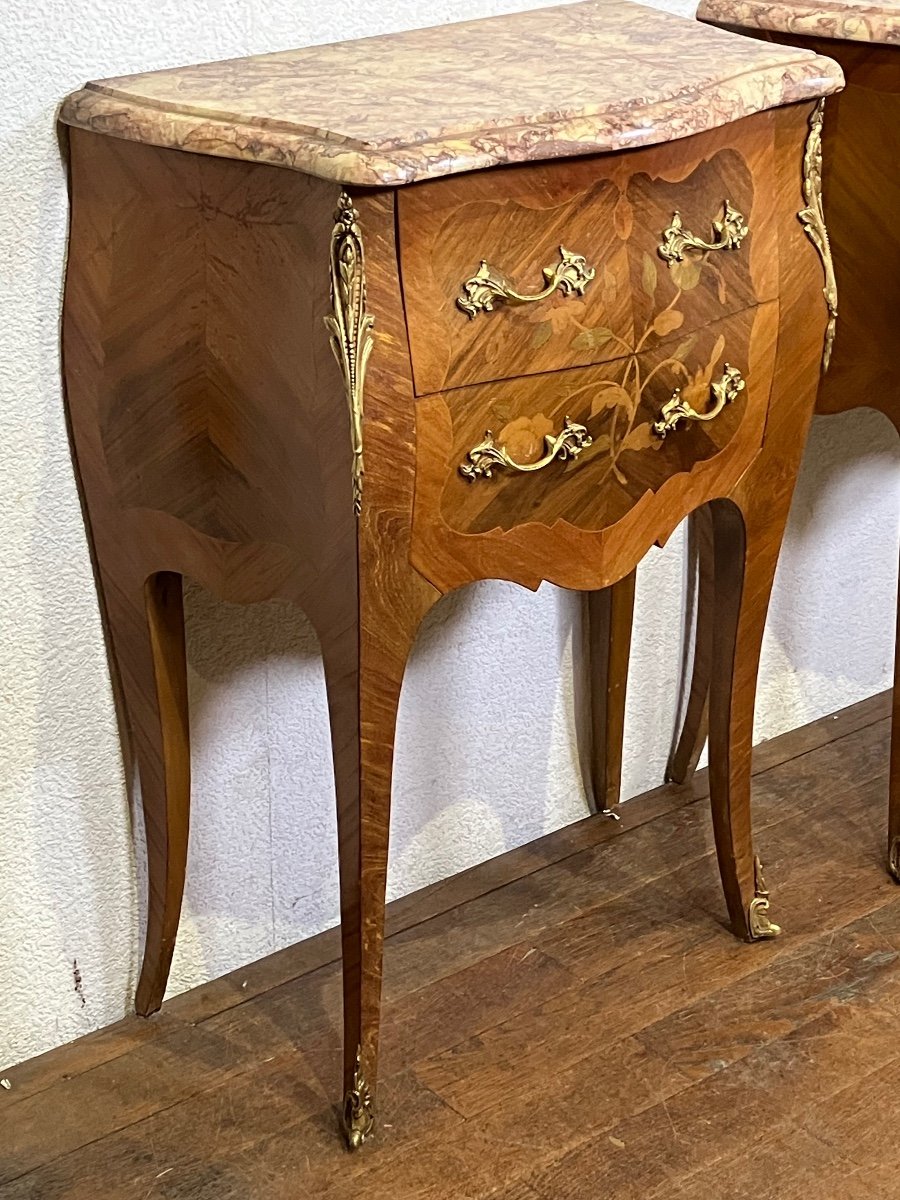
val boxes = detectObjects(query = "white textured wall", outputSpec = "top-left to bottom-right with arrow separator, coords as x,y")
1,0 -> 897,1069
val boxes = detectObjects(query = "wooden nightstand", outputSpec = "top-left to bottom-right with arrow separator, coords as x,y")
657,0 -> 900,884
59,0 -> 841,1148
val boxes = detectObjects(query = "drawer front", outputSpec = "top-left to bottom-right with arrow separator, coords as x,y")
410,303 -> 778,590
398,112 -> 777,396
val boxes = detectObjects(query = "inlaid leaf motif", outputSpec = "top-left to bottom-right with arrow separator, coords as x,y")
620,423 -> 659,454
702,262 -> 729,307
671,333 -> 698,362
704,334 -> 727,384
680,333 -> 727,408
601,264 -> 619,307
613,192 -> 634,241
531,321 -> 553,349
573,327 -> 614,352
641,252 -> 658,299
668,256 -> 702,292
652,309 -> 684,337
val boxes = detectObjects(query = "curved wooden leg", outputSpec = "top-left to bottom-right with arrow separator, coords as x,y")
702,100 -> 831,940
102,570 -> 190,1016
707,498 -> 784,943
581,572 -> 636,813
667,507 -> 714,785
889,549 -> 900,883
322,587 -> 432,1151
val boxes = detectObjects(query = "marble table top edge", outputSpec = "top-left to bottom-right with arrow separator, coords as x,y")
58,0 -> 845,187
697,0 -> 900,44
59,65 -> 843,187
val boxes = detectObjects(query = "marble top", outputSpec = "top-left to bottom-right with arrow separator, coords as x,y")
60,0 -> 843,186
697,0 -> 900,43
700,0 -> 897,41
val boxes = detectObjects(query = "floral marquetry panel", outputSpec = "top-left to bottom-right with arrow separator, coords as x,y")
411,300 -> 780,591
399,113 -> 778,396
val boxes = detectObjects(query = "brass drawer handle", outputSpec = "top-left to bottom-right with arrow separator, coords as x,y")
456,247 -> 595,319
652,364 -> 745,439
459,416 -> 592,480
658,201 -> 748,265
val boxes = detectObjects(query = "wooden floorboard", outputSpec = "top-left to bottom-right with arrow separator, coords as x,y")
1,690 -> 897,1198
1,690 -> 888,1109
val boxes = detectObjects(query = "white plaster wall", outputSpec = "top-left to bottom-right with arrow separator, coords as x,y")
1,0 -> 897,1069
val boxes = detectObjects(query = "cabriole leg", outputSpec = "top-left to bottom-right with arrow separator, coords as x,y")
322,591 -> 429,1150
706,499 -> 784,942
101,569 -> 190,1015
667,506 -> 714,785
581,572 -> 636,813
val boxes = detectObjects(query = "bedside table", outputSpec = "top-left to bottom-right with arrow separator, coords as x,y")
59,0 -> 841,1147
659,0 -> 900,882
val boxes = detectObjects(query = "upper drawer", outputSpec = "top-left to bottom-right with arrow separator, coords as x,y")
398,112 -> 778,396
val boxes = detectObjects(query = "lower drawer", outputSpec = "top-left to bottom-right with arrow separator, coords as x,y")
410,302 -> 778,590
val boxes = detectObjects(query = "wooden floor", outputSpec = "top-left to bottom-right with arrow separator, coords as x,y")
2,692 -> 898,1199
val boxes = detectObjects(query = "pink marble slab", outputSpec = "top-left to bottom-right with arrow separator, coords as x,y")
59,0 -> 843,186
697,0 -> 900,43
